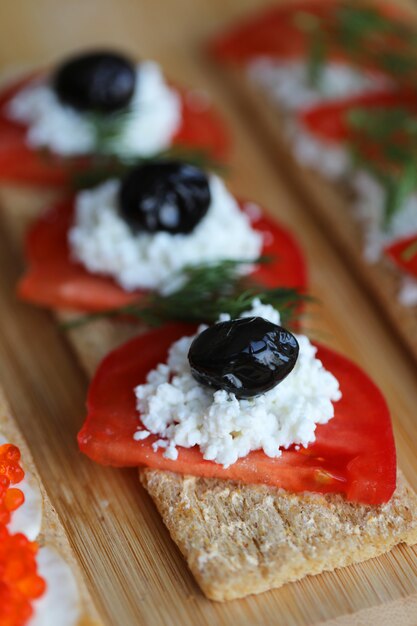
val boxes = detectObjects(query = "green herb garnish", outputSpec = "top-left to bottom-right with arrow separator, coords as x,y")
86,107 -> 136,155
295,1 -> 417,89
70,146 -> 227,191
63,257 -> 309,330
347,106 -> 417,225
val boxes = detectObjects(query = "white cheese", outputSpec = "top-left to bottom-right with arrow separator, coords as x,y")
247,58 -> 391,112
6,61 -> 181,157
68,175 -> 263,291
352,171 -> 417,262
0,434 -> 42,541
29,547 -> 81,626
399,276 -> 417,307
134,299 -> 341,468
286,119 -> 351,181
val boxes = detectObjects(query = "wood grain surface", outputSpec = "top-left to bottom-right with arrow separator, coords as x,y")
0,1 -> 417,625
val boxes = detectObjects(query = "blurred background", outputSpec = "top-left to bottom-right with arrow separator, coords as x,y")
0,0 -> 275,76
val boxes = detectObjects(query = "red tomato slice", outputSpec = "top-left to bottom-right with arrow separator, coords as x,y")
78,323 -> 396,505
209,0 -> 408,66
299,90 -> 417,143
385,234 -> 417,279
17,198 -> 307,312
0,75 -> 229,187
209,1 -> 328,64
17,198 -> 144,312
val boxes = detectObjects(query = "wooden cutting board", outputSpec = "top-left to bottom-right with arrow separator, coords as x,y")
1,1 -> 417,624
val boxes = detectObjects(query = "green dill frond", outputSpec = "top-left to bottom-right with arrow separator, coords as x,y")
63,257 -> 309,331
70,145 -> 227,191
347,106 -> 417,225
295,1 -> 417,89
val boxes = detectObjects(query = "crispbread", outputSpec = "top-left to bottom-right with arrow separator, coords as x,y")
140,468 -> 417,601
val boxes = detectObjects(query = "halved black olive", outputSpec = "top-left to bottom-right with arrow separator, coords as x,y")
188,317 -> 299,399
53,50 -> 136,113
118,160 -> 211,234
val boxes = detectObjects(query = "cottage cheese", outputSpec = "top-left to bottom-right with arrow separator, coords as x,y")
30,548 -> 81,626
7,60 -> 181,157
352,171 -> 417,263
134,300 -> 342,467
399,276 -> 417,307
248,58 -> 391,112
68,174 -> 263,291
286,119 -> 351,181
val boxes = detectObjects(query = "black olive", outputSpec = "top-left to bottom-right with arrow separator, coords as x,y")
53,50 -> 136,113
118,160 -> 211,234
188,317 -> 299,399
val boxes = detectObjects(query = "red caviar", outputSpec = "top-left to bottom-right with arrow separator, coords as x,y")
0,443 -> 46,626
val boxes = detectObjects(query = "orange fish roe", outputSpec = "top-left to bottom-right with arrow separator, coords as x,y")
0,443 -> 46,626
0,445 -> 25,527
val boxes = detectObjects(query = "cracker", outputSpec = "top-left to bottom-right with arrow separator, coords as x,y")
140,468 -> 417,601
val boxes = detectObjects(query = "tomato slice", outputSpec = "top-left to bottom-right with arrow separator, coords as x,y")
208,0 -> 408,66
385,234 -> 417,279
209,1 -> 330,64
17,198 -> 307,312
17,198 -> 144,312
0,75 -> 229,187
78,323 -> 396,505
299,90 -> 417,143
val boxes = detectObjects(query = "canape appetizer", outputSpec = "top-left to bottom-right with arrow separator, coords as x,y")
17,159 -> 306,315
208,0 -> 417,361
209,0 -> 414,112
0,50 -> 228,187
0,435 -> 86,625
297,91 -> 417,300
78,298 -> 417,600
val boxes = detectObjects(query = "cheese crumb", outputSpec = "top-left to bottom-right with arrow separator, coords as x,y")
133,430 -> 150,441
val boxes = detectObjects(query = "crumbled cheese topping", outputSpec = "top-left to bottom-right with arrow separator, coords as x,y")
134,300 -> 342,467
7,61 -> 181,157
352,171 -> 417,262
398,275 -> 417,308
286,119 -> 351,181
68,174 -> 263,291
247,58 -> 391,112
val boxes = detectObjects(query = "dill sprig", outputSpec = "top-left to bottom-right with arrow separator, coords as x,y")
347,106 -> 417,225
63,257 -> 309,330
295,2 -> 417,89
71,145 -> 227,191
86,107 -> 135,155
